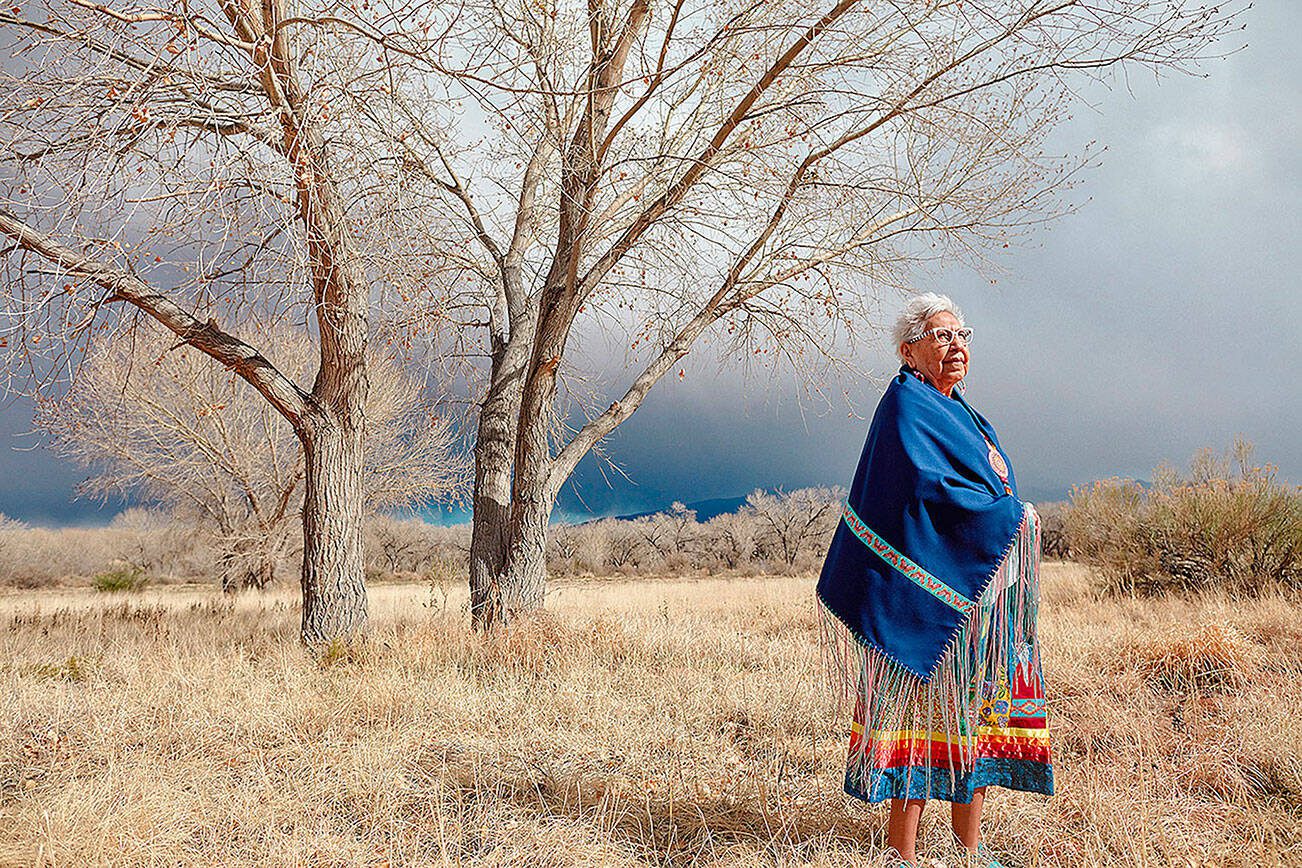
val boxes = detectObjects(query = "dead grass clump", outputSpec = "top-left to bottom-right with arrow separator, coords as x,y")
465,610 -> 593,677
1237,598 -> 1302,660
316,635 -> 371,669
1126,620 -> 1266,691
424,610 -> 648,679
1176,750 -> 1273,801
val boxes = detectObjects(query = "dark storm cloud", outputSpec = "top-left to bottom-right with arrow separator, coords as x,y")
559,2 -> 1302,517
5,3 -> 1300,525
0,394 -> 131,525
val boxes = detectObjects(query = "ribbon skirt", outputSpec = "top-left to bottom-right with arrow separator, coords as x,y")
823,504 -> 1055,804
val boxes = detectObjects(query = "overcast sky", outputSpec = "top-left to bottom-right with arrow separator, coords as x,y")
3,2 -> 1298,526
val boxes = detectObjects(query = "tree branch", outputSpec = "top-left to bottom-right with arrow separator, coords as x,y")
0,209 -> 312,426
578,0 -> 859,296
0,9 -> 258,88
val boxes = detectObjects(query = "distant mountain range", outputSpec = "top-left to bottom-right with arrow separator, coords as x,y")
429,483 -> 1081,528
609,493 -> 759,523
598,483 -> 1081,525
420,492 -> 772,527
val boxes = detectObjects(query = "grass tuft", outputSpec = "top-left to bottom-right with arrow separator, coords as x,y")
25,655 -> 92,682
91,563 -> 150,593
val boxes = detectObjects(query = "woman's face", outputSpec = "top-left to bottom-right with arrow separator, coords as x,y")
900,311 -> 969,397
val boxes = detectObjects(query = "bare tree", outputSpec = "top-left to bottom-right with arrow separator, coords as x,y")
632,513 -> 673,561
367,515 -> 438,576
385,0 -> 1245,626
554,519 -> 616,574
36,322 -> 465,591
664,502 -> 698,557
548,521 -> 582,563
571,524 -> 611,574
745,486 -> 843,567
635,501 -> 697,563
705,511 -> 758,570
603,518 -> 645,569
0,0 -> 463,640
101,506 -> 184,576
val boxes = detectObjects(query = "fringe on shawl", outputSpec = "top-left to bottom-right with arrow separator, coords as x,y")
817,502 -> 1043,800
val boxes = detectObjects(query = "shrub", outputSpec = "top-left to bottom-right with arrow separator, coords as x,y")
92,563 -> 150,593
1064,439 -> 1302,594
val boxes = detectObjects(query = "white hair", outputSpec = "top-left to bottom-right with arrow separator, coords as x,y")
892,292 -> 965,361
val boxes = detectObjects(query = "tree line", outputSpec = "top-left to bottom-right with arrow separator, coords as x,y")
0,487 -> 845,589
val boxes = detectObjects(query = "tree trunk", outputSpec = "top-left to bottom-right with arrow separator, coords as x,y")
468,389 -> 551,630
494,317 -> 561,625
468,351 -> 531,630
468,451 -> 512,628
499,481 -> 552,619
298,416 -> 368,643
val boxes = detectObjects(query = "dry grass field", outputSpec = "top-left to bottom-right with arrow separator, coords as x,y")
2,564 -> 1300,867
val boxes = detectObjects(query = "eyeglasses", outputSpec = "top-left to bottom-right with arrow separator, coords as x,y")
905,327 -> 973,346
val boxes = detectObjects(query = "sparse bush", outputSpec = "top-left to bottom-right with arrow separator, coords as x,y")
92,563 -> 150,593
1064,439 -> 1302,594
423,553 -> 460,614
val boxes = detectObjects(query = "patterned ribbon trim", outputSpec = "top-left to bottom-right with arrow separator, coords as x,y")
840,500 -> 977,615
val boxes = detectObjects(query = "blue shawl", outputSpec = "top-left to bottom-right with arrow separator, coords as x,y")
816,367 -> 1025,682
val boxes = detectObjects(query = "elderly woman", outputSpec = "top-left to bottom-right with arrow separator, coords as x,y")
816,293 -> 1053,868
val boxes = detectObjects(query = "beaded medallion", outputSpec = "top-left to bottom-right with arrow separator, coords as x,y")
987,443 -> 1009,480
